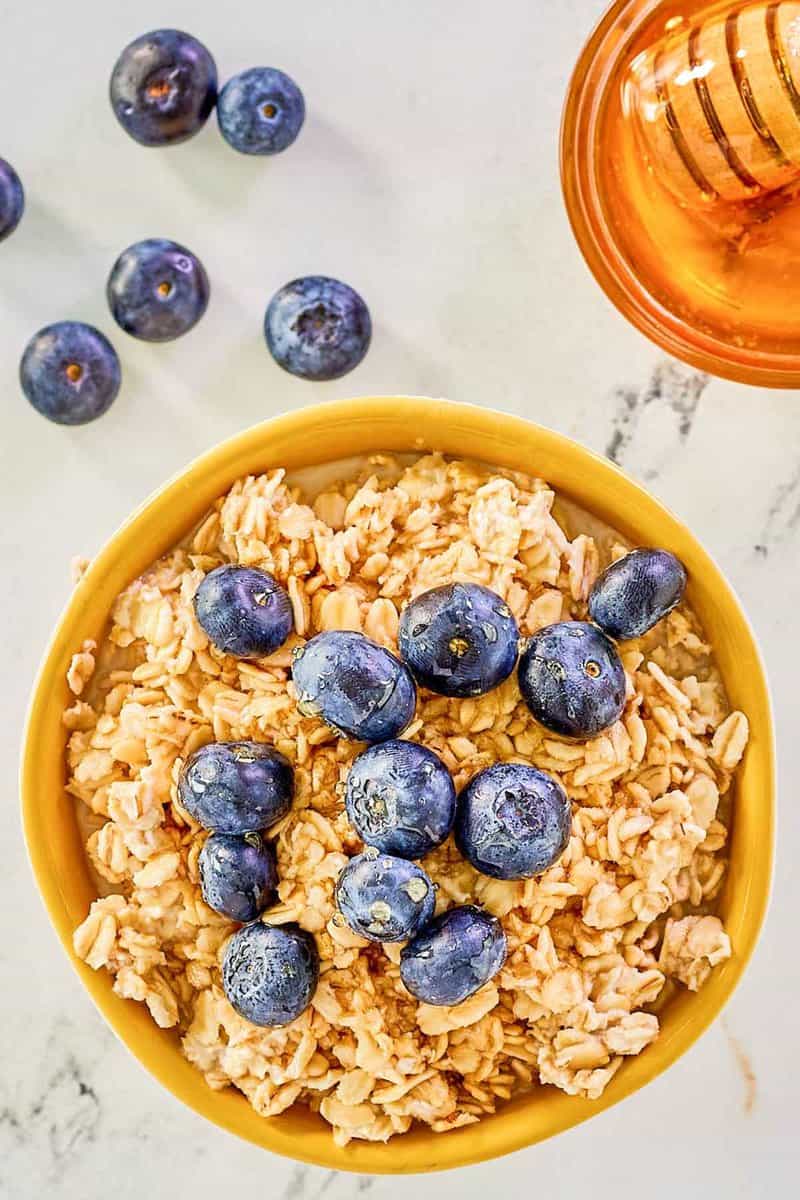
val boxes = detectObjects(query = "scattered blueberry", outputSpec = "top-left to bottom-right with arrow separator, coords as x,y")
292,631 -> 416,742
345,740 -> 455,860
178,740 -> 293,834
107,238 -> 209,342
264,276 -> 371,381
199,832 -> 277,922
455,763 -> 571,880
0,158 -> 24,242
518,621 -> 626,739
110,29 -> 217,146
217,67 -> 305,155
400,905 -> 506,1006
222,921 -> 319,1027
194,565 -> 293,659
20,321 -> 121,426
398,583 -> 519,697
589,549 -> 688,641
335,850 -> 435,943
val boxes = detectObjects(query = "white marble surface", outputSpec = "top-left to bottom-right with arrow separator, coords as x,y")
2,0 -> 798,1195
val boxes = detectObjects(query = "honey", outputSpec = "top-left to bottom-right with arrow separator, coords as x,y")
561,0 -> 800,385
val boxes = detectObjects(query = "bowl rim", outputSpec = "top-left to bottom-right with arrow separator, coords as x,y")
560,0 -> 800,388
21,396 -> 775,1173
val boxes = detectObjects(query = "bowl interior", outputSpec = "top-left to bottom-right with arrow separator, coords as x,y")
22,397 -> 774,1173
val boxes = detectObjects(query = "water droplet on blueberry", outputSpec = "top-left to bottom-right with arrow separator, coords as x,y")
335,852 -> 435,943
589,548 -> 688,640
345,739 -> 455,859
399,583 -> 519,697
519,621 -> 626,738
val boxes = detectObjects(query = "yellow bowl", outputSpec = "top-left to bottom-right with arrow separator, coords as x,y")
22,397 -> 774,1173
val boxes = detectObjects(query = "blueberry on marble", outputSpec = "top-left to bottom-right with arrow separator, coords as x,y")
194,565 -> 293,659
345,739 -> 455,860
588,549 -> 688,641
217,67 -> 305,155
455,763 -> 571,880
398,583 -> 519,697
264,276 -> 371,381
0,158 -> 24,242
400,905 -> 506,1007
20,321 -> 121,426
199,832 -> 277,921
110,29 -> 217,146
178,741 -> 293,834
335,850 -> 435,943
518,621 -> 626,739
292,631 -> 416,742
222,921 -> 319,1027
107,238 -> 209,342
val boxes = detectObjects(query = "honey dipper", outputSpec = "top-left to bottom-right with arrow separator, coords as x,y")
628,1 -> 800,204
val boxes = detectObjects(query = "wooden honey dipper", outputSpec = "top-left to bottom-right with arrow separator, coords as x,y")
628,0 -> 800,203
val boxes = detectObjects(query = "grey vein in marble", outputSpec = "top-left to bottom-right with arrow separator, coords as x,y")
760,461 -> 800,552
0,1055 -> 99,1172
604,361 -> 709,480
279,1166 -> 376,1199
282,1166 -> 312,1200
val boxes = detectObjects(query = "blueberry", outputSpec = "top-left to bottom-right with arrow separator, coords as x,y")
222,921 -> 319,1027
217,67 -> 305,155
20,321 -> 121,426
400,905 -> 506,1007
0,158 -> 24,242
589,549 -> 688,641
178,741 -> 293,833
110,29 -> 217,146
345,740 -> 455,859
264,276 -> 371,381
199,832 -> 277,921
518,621 -> 626,739
194,565 -> 293,659
292,632 -> 416,742
335,851 -> 435,943
398,583 -> 519,698
107,238 -> 209,342
455,763 -> 571,880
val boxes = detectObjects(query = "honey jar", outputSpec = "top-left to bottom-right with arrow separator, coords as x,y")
561,0 -> 800,385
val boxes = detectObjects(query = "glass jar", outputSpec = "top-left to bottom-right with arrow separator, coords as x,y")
562,0 -> 800,386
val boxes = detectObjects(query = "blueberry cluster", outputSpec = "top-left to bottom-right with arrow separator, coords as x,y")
334,740 -> 559,1004
178,737 -> 319,1028
181,562 -> 320,1026
290,568 -> 687,1006
10,28 -> 371,426
183,534 -> 687,1024
516,550 -> 687,736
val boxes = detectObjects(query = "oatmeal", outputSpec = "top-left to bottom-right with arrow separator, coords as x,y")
68,453 -> 748,1145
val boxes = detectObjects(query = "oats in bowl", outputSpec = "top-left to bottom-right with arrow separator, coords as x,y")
67,452 -> 748,1146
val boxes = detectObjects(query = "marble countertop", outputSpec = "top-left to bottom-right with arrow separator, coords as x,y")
2,0 -> 796,1195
